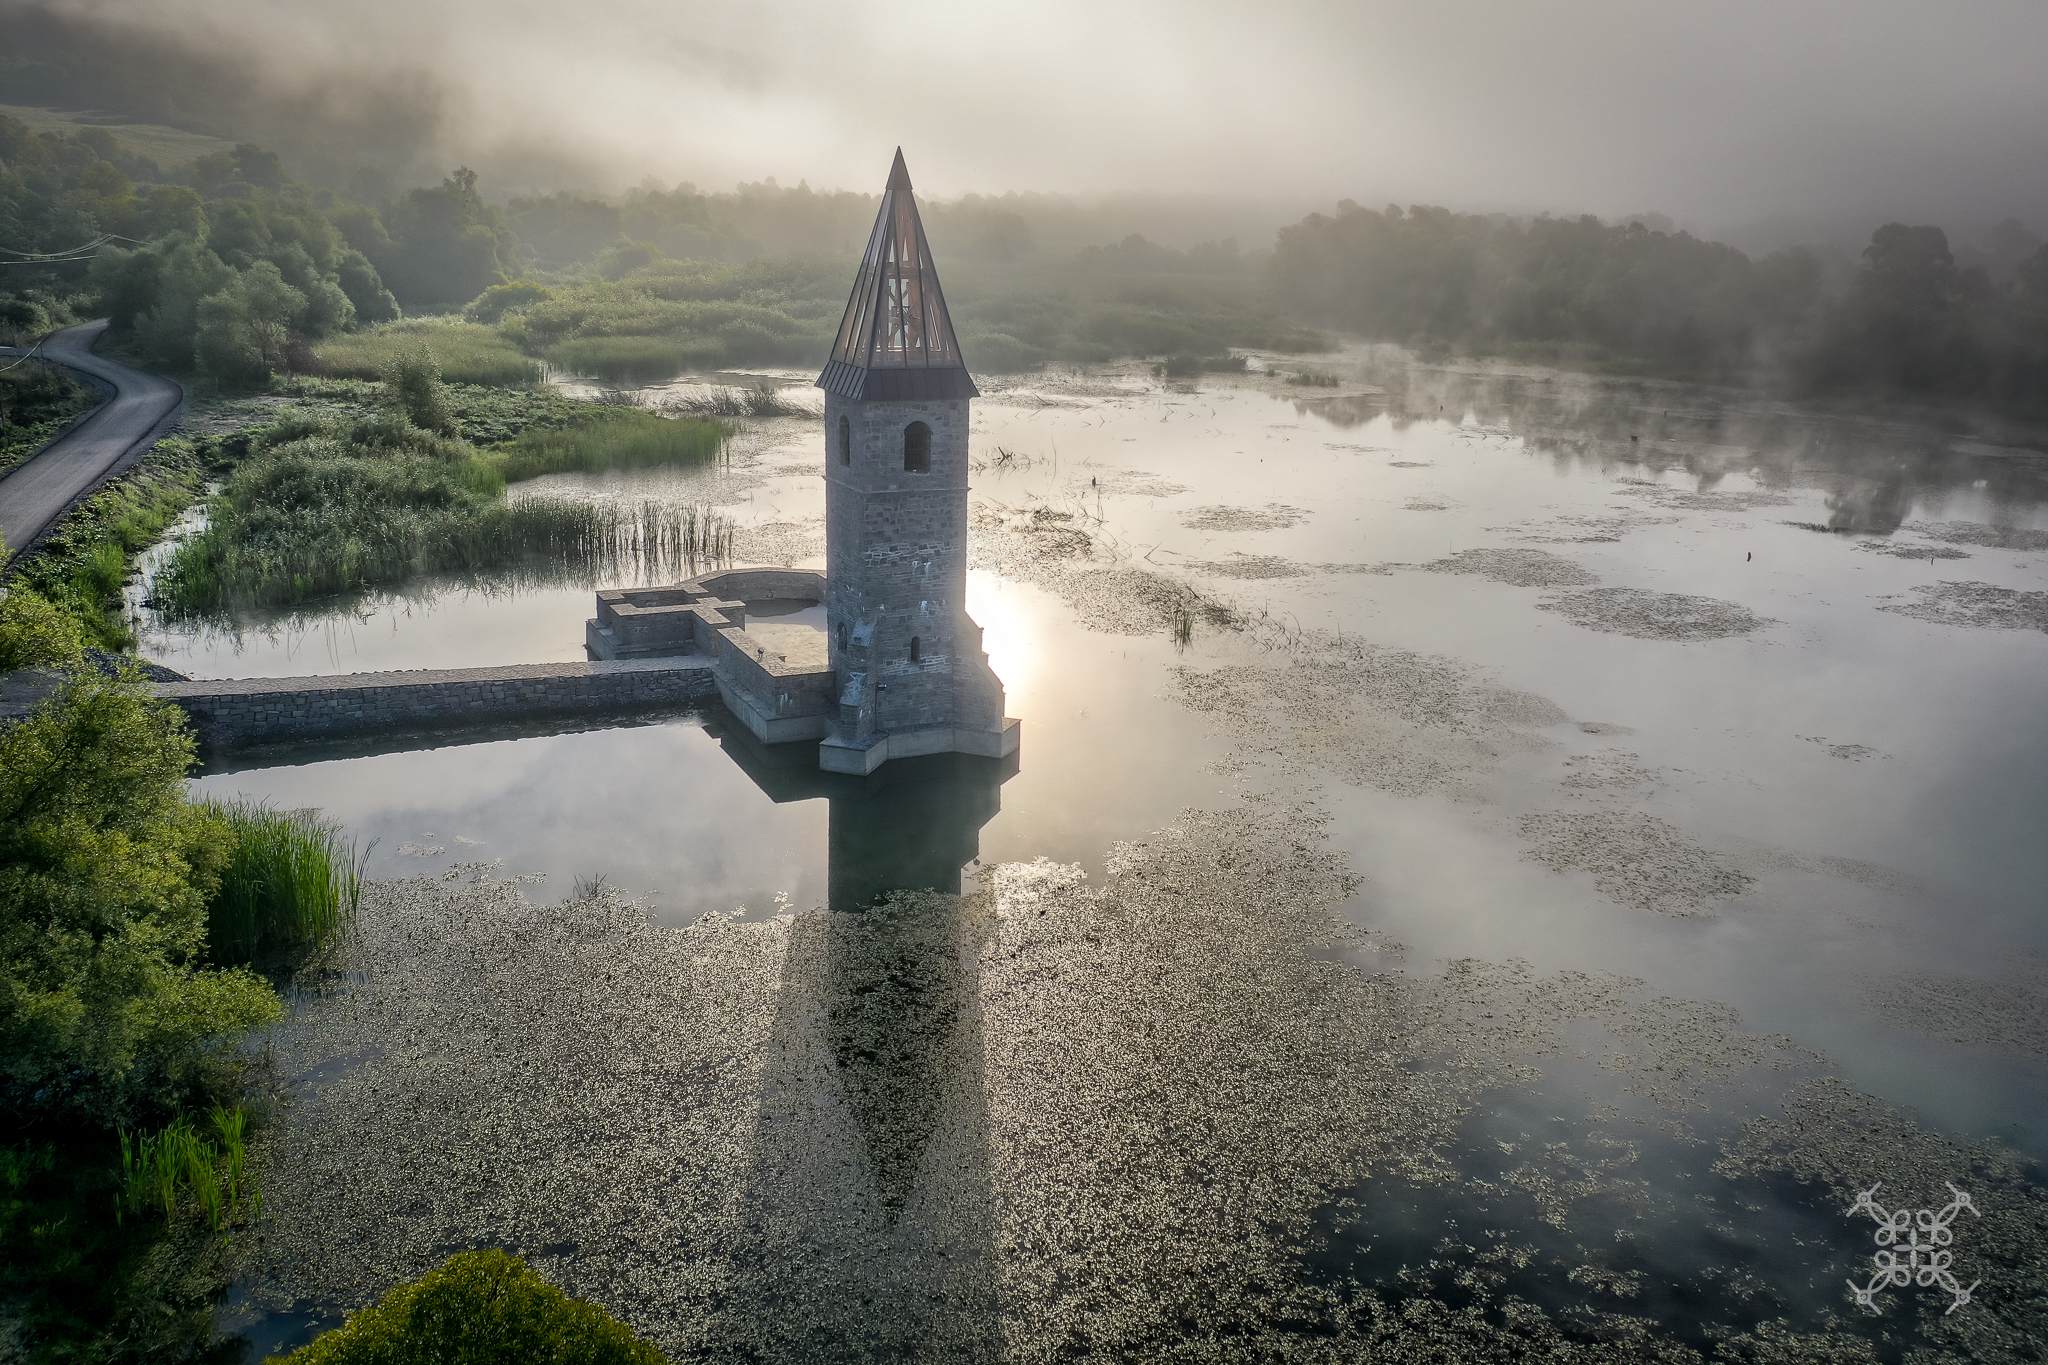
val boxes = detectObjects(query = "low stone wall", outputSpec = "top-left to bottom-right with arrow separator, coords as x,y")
156,657 -> 719,751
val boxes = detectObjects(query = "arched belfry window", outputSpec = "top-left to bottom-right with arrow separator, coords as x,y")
838,416 -> 851,466
909,636 -> 921,663
903,421 -> 931,473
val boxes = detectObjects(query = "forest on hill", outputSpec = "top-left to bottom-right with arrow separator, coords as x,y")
2,111 -> 2045,412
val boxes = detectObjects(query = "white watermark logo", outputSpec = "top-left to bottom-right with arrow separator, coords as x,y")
1847,1182 -> 1980,1315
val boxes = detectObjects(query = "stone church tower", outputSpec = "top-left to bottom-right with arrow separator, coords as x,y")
815,150 -> 1018,775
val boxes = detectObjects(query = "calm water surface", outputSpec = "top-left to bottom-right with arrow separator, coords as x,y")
157,354 -> 2048,1359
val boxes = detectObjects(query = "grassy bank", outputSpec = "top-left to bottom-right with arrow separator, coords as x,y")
3,437 -> 209,649
312,320 -> 541,387
0,357 -> 100,477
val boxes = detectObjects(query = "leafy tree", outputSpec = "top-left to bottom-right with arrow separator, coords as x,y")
1801,224 -> 1993,395
133,238 -> 237,370
0,666 -> 280,1125
371,167 -> 518,310
276,1250 -> 669,1365
194,260 -> 305,384
137,184 -> 206,239
336,249 -> 400,324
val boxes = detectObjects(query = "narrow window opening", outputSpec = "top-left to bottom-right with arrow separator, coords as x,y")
903,421 -> 931,473
836,621 -> 848,651
909,636 -> 921,663
837,416 -> 851,466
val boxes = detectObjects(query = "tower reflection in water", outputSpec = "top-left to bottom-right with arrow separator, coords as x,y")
706,716 -> 1014,1357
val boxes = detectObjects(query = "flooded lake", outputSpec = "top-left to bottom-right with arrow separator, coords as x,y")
148,352 -> 2048,1361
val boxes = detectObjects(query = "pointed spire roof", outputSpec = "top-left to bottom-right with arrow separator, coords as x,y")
817,149 -> 978,402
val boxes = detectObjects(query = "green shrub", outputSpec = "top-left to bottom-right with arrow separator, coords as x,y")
274,1249 -> 669,1365
464,279 -> 553,325
0,582 -> 85,671
9,441 -> 209,649
201,801 -> 365,964
0,667 -> 282,1124
379,341 -> 453,433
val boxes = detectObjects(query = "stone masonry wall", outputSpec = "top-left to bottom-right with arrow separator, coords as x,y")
156,658 -> 719,751
823,392 -> 1003,742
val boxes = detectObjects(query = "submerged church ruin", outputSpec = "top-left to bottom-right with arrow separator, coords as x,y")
588,151 -> 1020,775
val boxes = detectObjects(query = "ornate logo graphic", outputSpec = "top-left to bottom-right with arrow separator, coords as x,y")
1847,1182 -> 1980,1315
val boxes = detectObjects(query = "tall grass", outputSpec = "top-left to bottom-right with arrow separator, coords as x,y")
118,1105 -> 258,1231
201,800 -> 365,962
543,335 -> 728,384
494,409 -> 729,482
314,321 -> 541,387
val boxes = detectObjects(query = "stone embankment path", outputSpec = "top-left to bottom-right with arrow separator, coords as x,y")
155,657 -> 721,751
0,319 -> 186,556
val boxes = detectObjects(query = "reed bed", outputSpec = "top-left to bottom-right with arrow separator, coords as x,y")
313,322 -> 541,387
119,1105 -> 258,1231
156,494 -> 737,613
654,384 -> 814,419
202,800 -> 365,963
544,335 -> 728,384
151,409 -> 742,613
494,409 -> 728,482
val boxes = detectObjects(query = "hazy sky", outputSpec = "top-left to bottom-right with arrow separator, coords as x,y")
46,0 -> 2048,233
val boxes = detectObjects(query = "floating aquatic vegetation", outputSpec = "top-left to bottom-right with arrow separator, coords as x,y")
1179,503 -> 1310,532
971,500 -> 1236,640
1879,581 -> 2048,633
236,806 -> 1862,1363
1717,836 -> 1920,896
1854,538 -> 1972,560
1907,521 -> 2048,553
1538,587 -> 1775,641
1418,547 -> 1600,588
1797,734 -> 1887,761
1619,484 -> 1794,512
1861,971 -> 2048,1062
1716,1078 -> 2048,1361
1403,496 -> 1452,511
1506,510 -> 1680,544
1558,748 -> 1662,795
1183,553 -> 1309,579
1520,811 -> 1755,915
1172,635 -> 1566,798
1086,469 -> 1190,499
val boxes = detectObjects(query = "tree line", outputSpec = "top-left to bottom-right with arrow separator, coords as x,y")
4,116 -> 2044,409
1269,202 -> 2048,410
